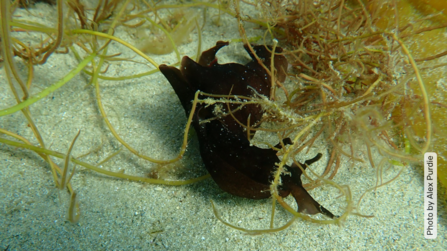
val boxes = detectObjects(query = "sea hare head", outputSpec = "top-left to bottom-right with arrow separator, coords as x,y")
160,41 -> 287,136
159,41 -> 334,218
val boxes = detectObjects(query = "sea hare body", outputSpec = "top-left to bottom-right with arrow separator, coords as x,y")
159,41 -> 334,218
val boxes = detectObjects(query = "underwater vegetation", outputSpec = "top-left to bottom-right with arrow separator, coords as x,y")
0,0 -> 446,236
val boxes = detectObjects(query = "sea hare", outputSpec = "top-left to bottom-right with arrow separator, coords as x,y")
159,41 -> 334,218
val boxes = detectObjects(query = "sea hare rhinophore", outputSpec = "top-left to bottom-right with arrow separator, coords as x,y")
159,41 -> 334,218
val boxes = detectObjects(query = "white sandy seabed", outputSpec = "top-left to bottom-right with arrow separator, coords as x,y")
0,2 -> 446,250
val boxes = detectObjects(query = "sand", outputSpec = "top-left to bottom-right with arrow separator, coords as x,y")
1,2 -> 446,250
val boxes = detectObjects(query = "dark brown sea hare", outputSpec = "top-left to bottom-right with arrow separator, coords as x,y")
159,41 -> 334,218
